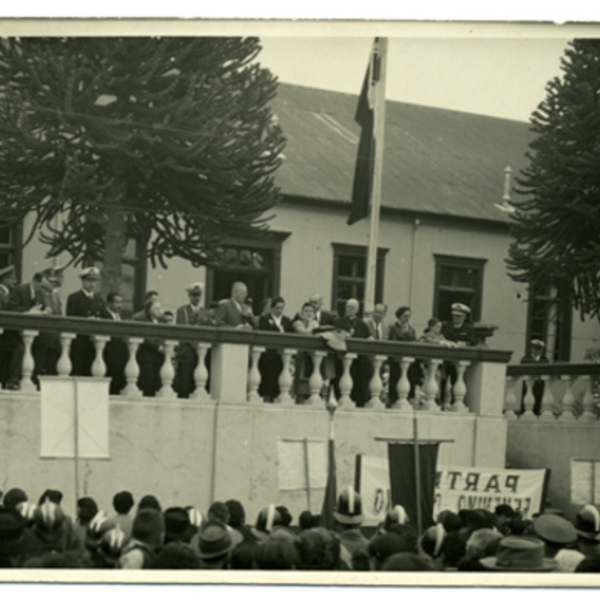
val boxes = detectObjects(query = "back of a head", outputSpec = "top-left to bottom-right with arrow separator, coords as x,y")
77,497 -> 98,524
3,488 -> 28,510
230,541 -> 258,570
495,504 -> 518,520
113,491 -> 135,515
466,528 -> 503,559
420,524 -> 446,559
441,532 -> 467,568
256,539 -> 298,570
225,500 -> 245,528
440,512 -> 463,534
38,489 -> 63,506
382,552 -> 433,571
208,501 -> 230,525
132,508 -> 165,547
276,505 -> 293,528
138,495 -> 161,513
575,556 -> 600,573
299,511 -> 314,531
295,527 -> 340,571
153,542 -> 201,569
33,501 -> 65,532
466,509 -> 496,534
369,533 -> 412,568
387,523 -> 418,554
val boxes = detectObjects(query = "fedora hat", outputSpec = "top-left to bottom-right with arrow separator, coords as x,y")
575,504 -> 600,541
198,520 -> 236,559
480,536 -> 557,571
334,486 -> 364,526
0,507 -> 26,556
79,266 -> 101,280
534,513 -> 577,545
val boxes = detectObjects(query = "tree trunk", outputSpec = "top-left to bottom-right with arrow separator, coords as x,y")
102,208 -> 126,297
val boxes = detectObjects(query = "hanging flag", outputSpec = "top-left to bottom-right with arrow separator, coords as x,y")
348,38 -> 382,226
320,389 -> 338,529
387,442 -> 440,532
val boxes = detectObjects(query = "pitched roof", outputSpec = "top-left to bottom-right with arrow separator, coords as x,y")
272,83 -> 535,224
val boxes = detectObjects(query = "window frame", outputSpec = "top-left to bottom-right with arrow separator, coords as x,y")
0,221 -> 23,280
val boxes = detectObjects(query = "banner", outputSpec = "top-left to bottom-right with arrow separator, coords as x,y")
357,455 -> 547,525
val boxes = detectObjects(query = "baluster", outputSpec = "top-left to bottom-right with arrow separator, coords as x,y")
423,358 -> 442,411
367,355 -> 386,410
91,335 -> 110,378
123,337 -> 143,398
395,357 -> 415,411
559,375 -> 576,422
56,332 -> 75,377
580,375 -> 597,422
247,346 -> 265,404
276,349 -> 296,406
521,376 -> 536,420
339,353 -> 356,409
539,375 -> 556,421
307,351 -> 326,405
451,360 -> 470,413
20,330 -> 38,392
503,376 -> 518,420
191,342 -> 211,401
157,340 -> 177,398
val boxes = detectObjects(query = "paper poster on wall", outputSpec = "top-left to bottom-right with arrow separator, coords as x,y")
357,454 -> 548,525
40,377 -> 110,459
571,459 -> 600,505
277,438 -> 326,491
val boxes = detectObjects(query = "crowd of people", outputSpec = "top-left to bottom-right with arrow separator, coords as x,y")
0,261 -> 482,406
0,485 -> 598,573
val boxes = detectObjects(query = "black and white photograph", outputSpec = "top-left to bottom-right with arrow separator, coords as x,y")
0,18 -> 597,591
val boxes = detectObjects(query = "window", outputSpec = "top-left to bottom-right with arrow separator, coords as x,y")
526,279 -> 572,361
433,255 -> 486,322
331,243 -> 388,317
0,221 -> 22,277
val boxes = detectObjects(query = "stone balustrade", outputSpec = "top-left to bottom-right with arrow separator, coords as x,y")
0,311 -> 512,415
504,363 -> 600,422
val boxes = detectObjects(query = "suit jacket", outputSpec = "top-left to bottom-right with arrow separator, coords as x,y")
364,317 -> 387,340
8,283 -> 44,312
215,299 -> 253,328
257,314 -> 293,333
441,321 -> 475,346
338,316 -> 371,339
388,322 -> 417,342
66,290 -> 105,319
315,309 -> 338,327
176,304 -> 213,327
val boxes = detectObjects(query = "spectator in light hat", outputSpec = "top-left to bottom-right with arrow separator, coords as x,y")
442,302 -> 475,347
334,487 -> 369,566
480,535 -> 557,572
30,500 -> 78,557
575,504 -> 600,558
95,525 -> 128,568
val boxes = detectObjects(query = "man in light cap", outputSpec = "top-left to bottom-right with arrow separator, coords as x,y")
575,504 -> 600,558
66,267 -> 105,376
334,486 -> 369,568
533,512 -> 584,572
441,303 -> 476,347
174,283 -> 213,398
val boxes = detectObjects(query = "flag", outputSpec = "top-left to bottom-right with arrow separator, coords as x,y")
348,38 -> 382,226
387,442 -> 440,533
320,388 -> 338,529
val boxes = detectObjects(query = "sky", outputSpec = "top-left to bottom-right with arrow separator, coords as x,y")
257,35 -> 572,123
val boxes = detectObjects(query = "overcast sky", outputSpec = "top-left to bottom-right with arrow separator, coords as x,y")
258,36 -> 571,122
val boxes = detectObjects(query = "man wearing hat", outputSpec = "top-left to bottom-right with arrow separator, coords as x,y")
441,303 -> 476,347
0,265 -> 22,390
197,519 -> 242,569
66,266 -> 105,376
575,504 -> 600,558
520,338 -> 550,415
334,486 -> 369,567
174,283 -> 213,398
533,512 -> 584,572
479,535 -> 557,572
0,506 -> 38,567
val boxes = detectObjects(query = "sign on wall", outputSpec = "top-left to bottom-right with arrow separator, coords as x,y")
357,455 -> 548,525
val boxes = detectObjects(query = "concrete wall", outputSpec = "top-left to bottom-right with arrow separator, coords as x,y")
19,206 -> 600,363
506,420 -> 600,521
0,389 -> 506,523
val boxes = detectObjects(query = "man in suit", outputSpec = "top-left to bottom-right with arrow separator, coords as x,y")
174,282 -> 213,398
441,303 -> 476,347
520,338 -> 550,415
335,298 -> 373,408
132,291 -> 159,321
101,291 -> 128,395
66,266 -> 105,376
309,293 -> 338,328
364,303 -> 388,340
0,265 -> 22,389
215,282 -> 254,330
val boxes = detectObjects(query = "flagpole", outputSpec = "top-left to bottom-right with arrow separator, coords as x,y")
364,37 -> 388,315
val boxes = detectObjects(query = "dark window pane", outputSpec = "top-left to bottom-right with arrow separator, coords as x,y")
355,259 -> 366,279
354,283 -> 365,301
338,256 -> 355,278
0,253 -> 9,269
456,269 -> 475,289
337,282 -> 353,299
440,268 -> 454,287
0,225 -> 11,246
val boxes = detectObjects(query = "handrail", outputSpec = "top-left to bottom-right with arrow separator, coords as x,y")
506,362 -> 600,377
0,311 -> 513,363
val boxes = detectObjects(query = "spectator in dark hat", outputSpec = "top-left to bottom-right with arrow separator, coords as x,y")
153,541 -> 200,569
575,556 -> 600,572
225,499 -> 253,542
418,524 -> 446,568
230,541 -> 259,570
251,505 -> 283,542
439,531 -> 467,571
75,497 -> 98,548
197,520 -> 241,569
0,507 -> 37,567
438,510 -> 463,534
106,491 -> 135,540
299,511 -> 315,531
386,523 -> 419,554
575,504 -> 600,558
295,527 -> 344,571
207,501 -> 230,525
369,533 -> 413,570
119,508 -> 165,569
276,505 -> 293,528
3,488 -> 27,510
164,507 -> 194,545
138,495 -> 162,513
334,487 -> 369,567
255,538 -> 299,570
381,552 -> 434,571
480,535 -> 557,572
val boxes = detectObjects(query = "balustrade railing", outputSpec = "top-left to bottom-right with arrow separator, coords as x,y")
0,311 -> 511,415
504,363 -> 600,422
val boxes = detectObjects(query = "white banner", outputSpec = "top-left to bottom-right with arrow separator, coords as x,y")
358,455 -> 547,525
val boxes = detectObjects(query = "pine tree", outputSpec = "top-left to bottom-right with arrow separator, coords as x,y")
0,37 -> 285,293
507,39 -> 600,322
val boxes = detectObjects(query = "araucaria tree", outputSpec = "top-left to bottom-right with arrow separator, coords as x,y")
0,37 -> 285,292
507,39 -> 600,322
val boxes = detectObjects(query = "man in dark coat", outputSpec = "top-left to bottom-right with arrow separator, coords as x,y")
215,282 -> 254,330
66,266 -> 105,376
100,291 -> 128,395
520,338 -> 549,415
441,303 -> 476,347
309,293 -> 339,328
0,265 -> 22,390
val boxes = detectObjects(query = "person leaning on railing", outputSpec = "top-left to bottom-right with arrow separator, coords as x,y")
215,282 -> 255,331
292,301 -> 319,401
387,306 -> 419,405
